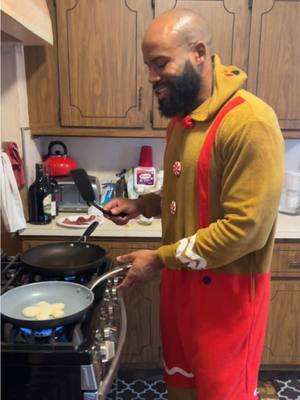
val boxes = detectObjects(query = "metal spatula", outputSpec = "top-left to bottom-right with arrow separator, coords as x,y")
71,168 -> 126,218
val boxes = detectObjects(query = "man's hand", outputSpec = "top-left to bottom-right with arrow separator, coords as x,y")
104,198 -> 143,225
116,249 -> 164,290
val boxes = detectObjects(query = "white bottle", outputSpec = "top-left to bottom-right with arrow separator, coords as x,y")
134,146 -> 156,194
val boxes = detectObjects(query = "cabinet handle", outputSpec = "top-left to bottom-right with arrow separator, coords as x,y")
288,261 -> 300,269
248,0 -> 253,11
138,87 -> 142,111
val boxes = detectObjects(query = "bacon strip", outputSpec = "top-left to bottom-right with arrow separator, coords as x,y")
62,215 -> 96,225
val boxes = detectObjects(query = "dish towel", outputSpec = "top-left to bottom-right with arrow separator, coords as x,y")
2,142 -> 26,189
1,151 -> 26,233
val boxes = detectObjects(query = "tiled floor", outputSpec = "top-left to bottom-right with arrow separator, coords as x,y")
107,377 -> 300,400
274,380 -> 300,400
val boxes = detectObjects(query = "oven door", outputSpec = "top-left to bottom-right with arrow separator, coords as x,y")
2,350 -> 82,400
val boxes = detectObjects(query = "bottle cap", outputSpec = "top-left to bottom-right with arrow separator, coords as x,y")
139,146 -> 153,167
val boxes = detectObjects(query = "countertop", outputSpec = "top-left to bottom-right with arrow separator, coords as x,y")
19,212 -> 300,240
19,214 -> 162,238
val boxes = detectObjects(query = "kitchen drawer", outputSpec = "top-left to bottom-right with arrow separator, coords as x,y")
271,241 -> 300,277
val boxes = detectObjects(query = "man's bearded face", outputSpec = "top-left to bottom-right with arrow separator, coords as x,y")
153,60 -> 201,118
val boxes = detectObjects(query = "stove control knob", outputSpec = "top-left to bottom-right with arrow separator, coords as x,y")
111,287 -> 117,299
99,307 -> 107,321
103,326 -> 118,342
104,288 -> 110,300
107,302 -> 114,316
94,329 -> 103,342
107,279 -> 113,287
91,345 -> 102,363
100,340 -> 115,363
113,276 -> 121,286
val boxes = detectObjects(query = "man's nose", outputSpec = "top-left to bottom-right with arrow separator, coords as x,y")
148,68 -> 160,84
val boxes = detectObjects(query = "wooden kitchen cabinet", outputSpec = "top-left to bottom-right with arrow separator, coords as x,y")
21,236 -> 162,368
25,0 -> 300,137
154,0 -> 300,132
55,0 -> 153,129
261,240 -> 300,368
247,0 -> 300,132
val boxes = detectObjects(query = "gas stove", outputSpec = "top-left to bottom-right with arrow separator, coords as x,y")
1,253 -> 127,400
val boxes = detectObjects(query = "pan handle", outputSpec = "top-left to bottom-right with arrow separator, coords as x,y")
89,264 -> 132,290
77,220 -> 99,243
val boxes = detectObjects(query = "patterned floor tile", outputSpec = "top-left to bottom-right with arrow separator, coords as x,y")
107,377 -> 300,400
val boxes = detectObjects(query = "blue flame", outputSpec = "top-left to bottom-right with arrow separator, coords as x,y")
20,326 -> 64,337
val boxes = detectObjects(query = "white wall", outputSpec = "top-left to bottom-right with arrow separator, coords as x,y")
27,135 -> 299,190
38,136 -> 166,186
1,44 -> 43,187
1,44 -> 29,152
285,139 -> 300,172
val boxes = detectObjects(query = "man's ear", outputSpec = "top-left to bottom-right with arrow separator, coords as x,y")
194,42 -> 207,64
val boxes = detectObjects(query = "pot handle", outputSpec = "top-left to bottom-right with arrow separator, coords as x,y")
77,220 -> 99,243
89,264 -> 132,290
47,141 -> 68,157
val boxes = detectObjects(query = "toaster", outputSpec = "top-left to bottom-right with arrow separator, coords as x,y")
56,175 -> 100,212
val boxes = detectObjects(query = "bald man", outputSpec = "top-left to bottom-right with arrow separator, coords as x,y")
105,8 -> 284,400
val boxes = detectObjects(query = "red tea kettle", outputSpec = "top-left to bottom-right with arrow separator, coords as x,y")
43,141 -> 78,177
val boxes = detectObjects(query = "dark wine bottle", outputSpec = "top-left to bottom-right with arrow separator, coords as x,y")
28,163 -> 52,224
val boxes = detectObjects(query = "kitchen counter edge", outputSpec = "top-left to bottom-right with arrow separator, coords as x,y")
18,213 -> 300,240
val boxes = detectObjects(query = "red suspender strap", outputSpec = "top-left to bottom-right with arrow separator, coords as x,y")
197,96 -> 246,229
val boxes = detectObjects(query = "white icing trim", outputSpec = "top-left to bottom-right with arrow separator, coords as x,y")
175,237 -> 190,264
176,235 -> 207,270
163,360 -> 194,378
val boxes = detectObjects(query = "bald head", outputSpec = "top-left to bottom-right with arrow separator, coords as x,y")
143,8 -> 213,54
142,8 -> 214,117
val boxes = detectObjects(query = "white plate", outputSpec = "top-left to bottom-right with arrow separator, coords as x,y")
56,215 -> 103,229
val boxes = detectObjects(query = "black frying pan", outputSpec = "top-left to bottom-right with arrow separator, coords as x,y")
20,221 -> 106,276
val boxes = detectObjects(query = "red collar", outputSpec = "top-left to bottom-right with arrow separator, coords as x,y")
175,115 -> 194,129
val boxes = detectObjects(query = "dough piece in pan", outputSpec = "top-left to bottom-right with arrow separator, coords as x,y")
22,306 -> 40,318
22,301 -> 65,320
51,309 -> 65,318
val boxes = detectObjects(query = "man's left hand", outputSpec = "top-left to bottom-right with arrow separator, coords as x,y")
116,250 -> 164,290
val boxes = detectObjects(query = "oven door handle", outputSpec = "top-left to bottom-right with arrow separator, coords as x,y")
89,264 -> 132,291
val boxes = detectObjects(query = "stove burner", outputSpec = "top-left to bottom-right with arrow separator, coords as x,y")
64,274 -> 90,284
20,326 -> 64,338
14,325 -> 70,344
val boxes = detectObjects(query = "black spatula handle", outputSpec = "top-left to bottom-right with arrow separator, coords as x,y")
71,168 -> 128,218
89,201 -> 127,218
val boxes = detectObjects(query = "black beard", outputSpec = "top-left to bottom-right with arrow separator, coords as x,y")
154,61 -> 201,118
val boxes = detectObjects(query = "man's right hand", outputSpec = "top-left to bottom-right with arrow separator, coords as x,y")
104,198 -> 143,225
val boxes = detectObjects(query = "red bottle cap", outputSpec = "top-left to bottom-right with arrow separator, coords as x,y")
139,146 -> 153,167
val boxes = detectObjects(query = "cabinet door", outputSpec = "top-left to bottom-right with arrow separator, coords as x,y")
262,280 -> 300,366
56,0 -> 152,128
247,0 -> 300,130
271,241 -> 300,277
153,0 -> 251,129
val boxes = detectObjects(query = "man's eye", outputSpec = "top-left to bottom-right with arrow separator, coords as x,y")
155,60 -> 167,69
